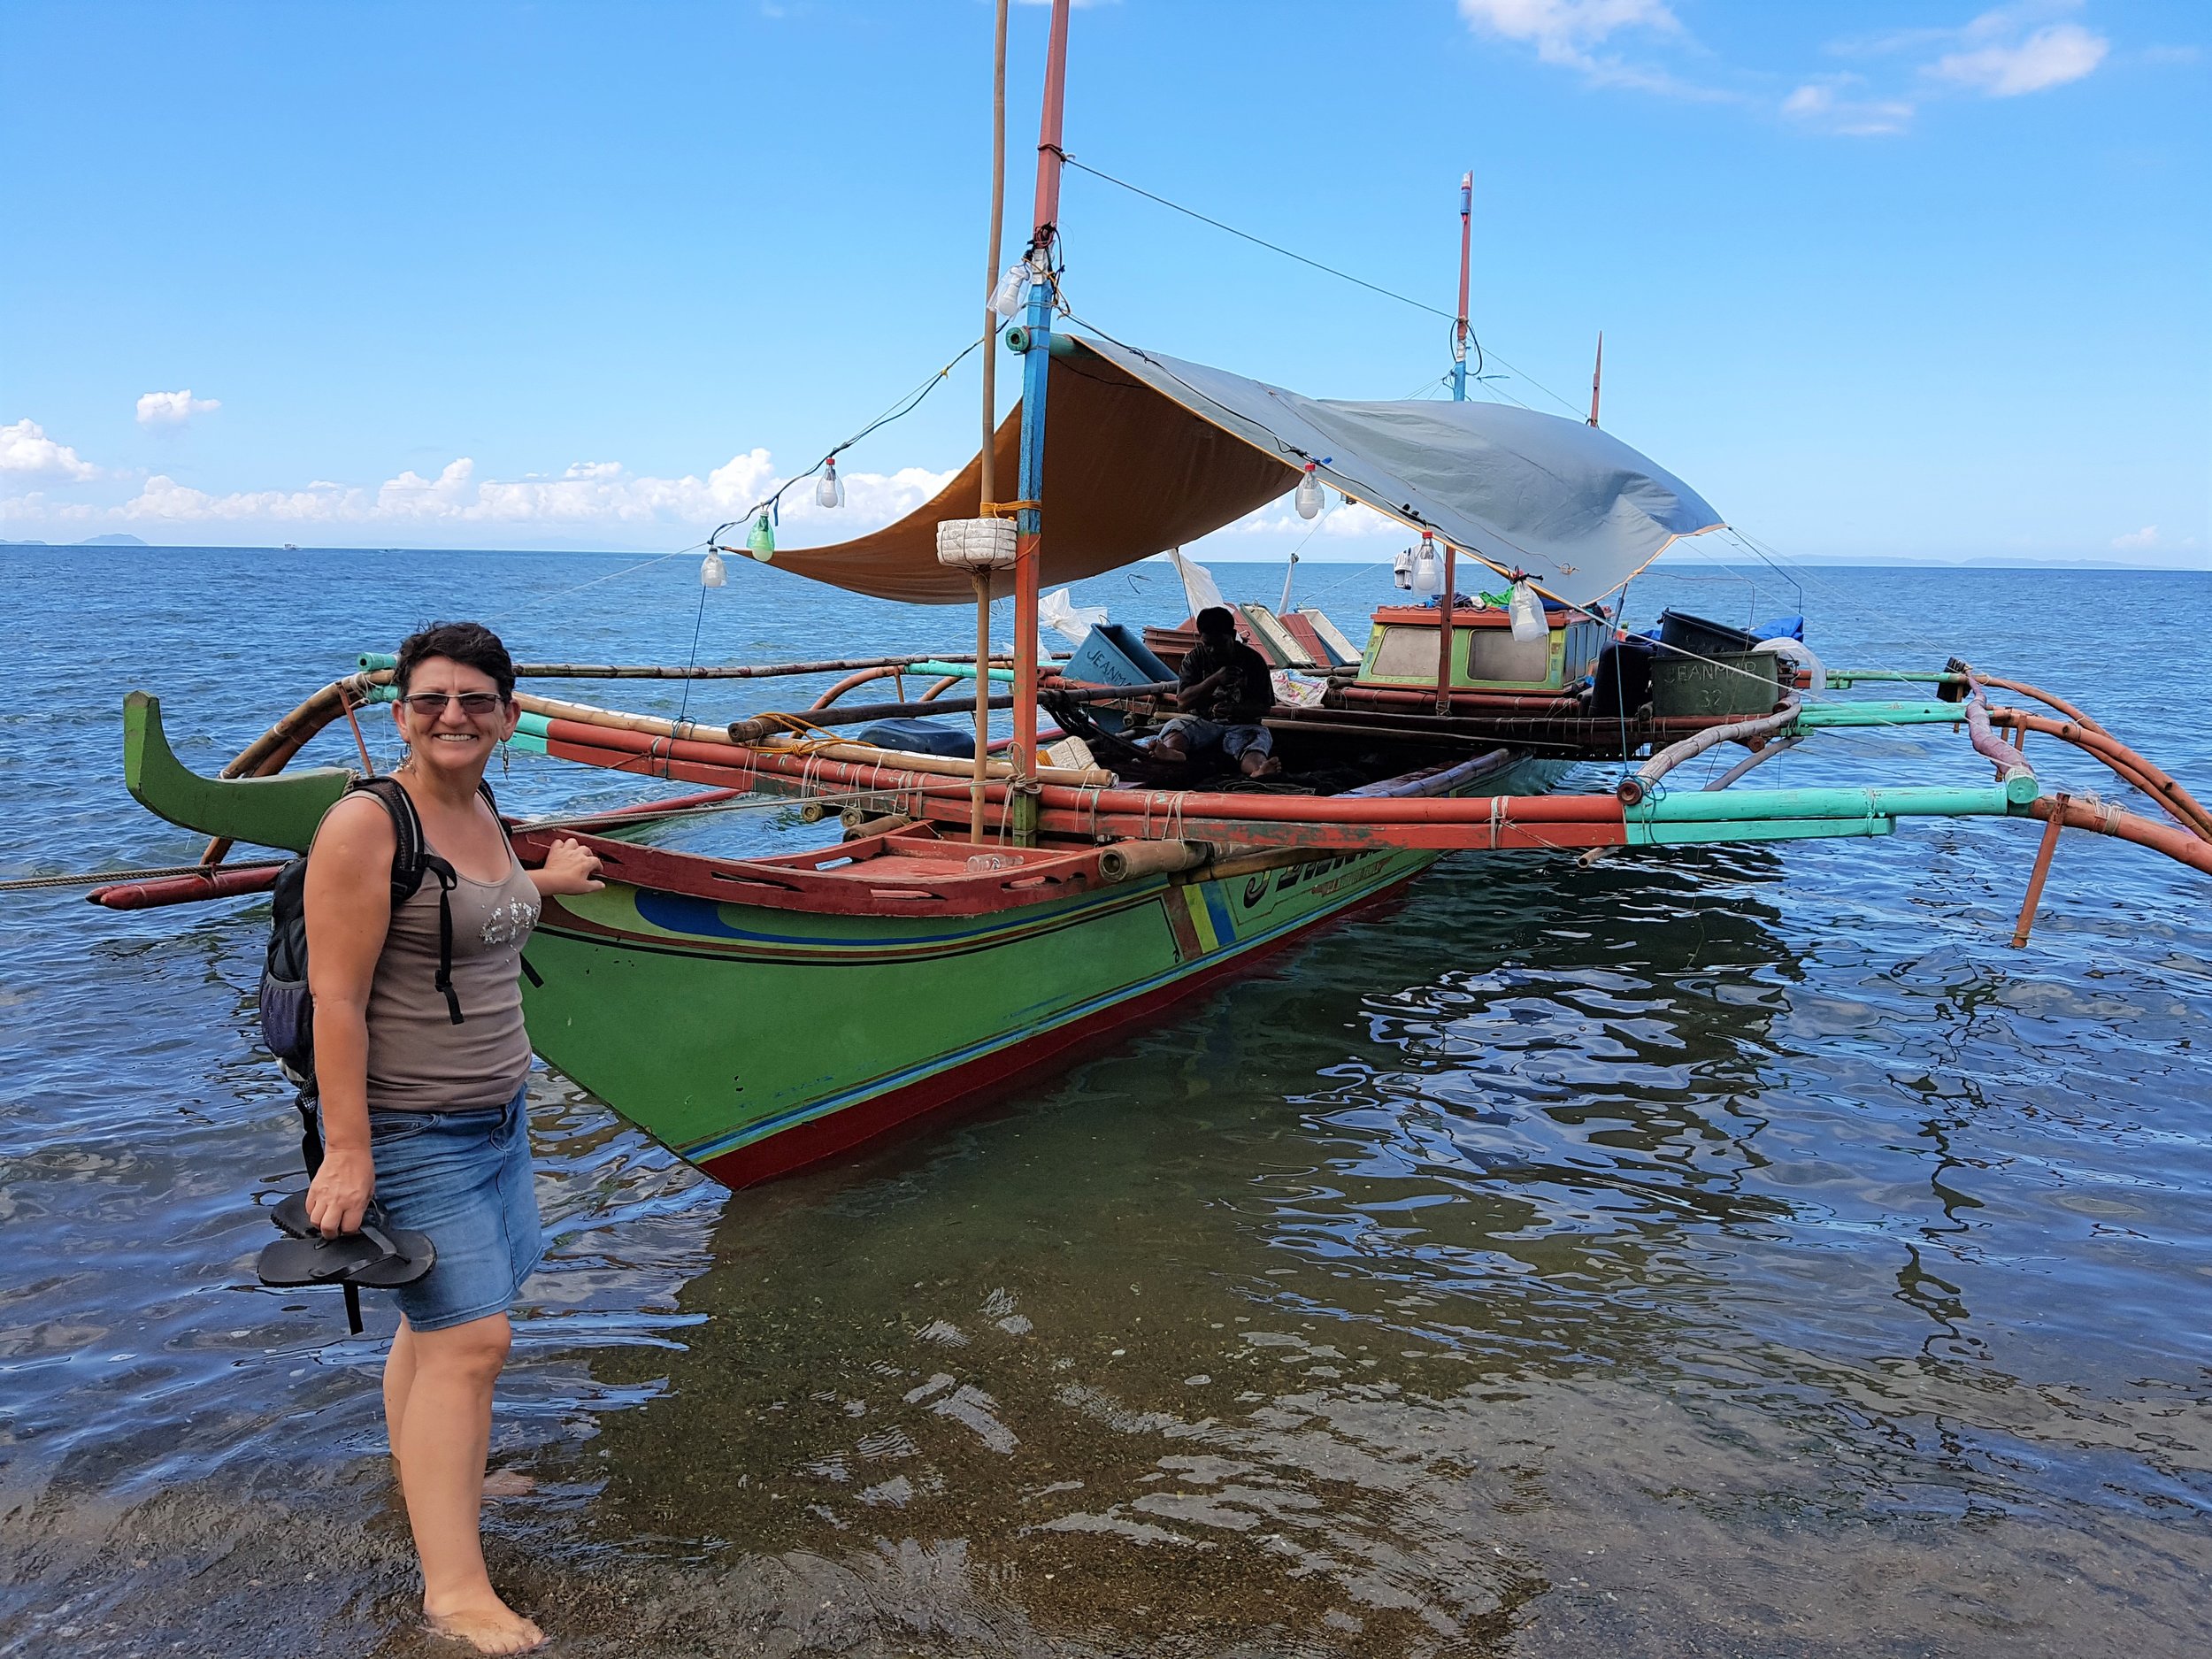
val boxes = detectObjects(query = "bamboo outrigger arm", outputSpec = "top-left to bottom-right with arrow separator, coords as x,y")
114,640 -> 2212,918
2022,793 -> 2212,877
1617,698 -> 1802,806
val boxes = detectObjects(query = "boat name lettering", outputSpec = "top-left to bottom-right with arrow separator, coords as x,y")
1245,851 -> 1373,909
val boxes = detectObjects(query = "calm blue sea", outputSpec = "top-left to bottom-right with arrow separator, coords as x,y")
3,545 -> 2209,1656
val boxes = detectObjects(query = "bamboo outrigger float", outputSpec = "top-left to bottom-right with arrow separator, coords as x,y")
96,0 -> 2212,1187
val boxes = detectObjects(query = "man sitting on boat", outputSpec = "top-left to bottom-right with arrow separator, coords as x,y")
1155,605 -> 1282,779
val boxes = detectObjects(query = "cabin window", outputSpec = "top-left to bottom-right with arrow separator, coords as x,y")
1466,629 -> 1553,684
1368,626 -> 1443,680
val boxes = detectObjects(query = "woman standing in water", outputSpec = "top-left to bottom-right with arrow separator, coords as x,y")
302,621 -> 601,1654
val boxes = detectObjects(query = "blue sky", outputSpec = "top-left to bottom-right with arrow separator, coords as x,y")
4,0 -> 2205,567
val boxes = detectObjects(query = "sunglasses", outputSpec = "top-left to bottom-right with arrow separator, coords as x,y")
397,691 -> 508,718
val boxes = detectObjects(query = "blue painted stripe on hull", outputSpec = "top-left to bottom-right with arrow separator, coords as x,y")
631,883 -> 1144,952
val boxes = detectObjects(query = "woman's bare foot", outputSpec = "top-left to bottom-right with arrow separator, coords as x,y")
425,1595 -> 546,1655
480,1468 -> 536,1500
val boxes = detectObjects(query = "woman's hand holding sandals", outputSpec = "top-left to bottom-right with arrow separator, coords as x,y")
304,1143 -> 376,1237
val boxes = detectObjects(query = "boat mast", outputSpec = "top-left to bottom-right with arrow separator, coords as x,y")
1588,332 -> 1603,426
971,0 -> 1010,844
1450,171 -> 1472,402
1439,172 -> 1469,710
1009,0 -> 1071,841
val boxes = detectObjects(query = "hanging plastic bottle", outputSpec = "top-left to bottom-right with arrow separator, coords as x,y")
1293,463 -> 1324,520
1409,534 -> 1442,596
816,457 -> 843,509
1508,577 -> 1548,642
699,550 -> 727,588
990,260 -> 1032,319
1392,547 -> 1413,591
744,511 -> 776,561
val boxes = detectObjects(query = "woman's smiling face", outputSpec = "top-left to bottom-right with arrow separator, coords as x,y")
392,654 -> 518,777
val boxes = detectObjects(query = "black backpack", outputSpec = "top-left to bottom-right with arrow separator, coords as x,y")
258,775 -> 497,1094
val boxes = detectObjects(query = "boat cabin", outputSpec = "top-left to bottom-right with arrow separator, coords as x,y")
1356,603 -> 1607,695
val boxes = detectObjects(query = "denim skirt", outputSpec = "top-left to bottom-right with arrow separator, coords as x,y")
359,1082 -> 544,1333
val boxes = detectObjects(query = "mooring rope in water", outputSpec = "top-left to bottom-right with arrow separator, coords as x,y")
0,860 -> 290,894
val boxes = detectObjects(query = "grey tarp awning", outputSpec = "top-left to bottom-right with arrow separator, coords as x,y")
765,334 -> 1722,608
1081,336 -> 1724,607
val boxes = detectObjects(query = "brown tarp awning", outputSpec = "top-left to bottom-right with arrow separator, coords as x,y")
760,342 -> 1300,604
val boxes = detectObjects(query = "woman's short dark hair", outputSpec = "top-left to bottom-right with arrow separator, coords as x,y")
395,621 -> 517,700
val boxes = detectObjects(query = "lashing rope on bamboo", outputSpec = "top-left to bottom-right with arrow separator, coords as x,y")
0,861 -> 289,893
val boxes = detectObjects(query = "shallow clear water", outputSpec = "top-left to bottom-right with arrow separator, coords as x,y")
3,547 -> 2209,1656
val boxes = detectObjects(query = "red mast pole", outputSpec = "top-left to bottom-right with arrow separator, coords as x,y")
1032,0 -> 1071,246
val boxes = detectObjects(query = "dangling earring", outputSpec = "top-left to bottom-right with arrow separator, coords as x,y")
499,739 -> 511,777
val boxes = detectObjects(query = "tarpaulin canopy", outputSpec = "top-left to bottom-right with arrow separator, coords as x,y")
761,334 -> 1722,608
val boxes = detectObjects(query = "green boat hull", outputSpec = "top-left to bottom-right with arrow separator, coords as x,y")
523,756 -> 1572,1187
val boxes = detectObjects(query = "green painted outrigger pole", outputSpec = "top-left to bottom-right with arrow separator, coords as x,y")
1625,778 -> 2037,847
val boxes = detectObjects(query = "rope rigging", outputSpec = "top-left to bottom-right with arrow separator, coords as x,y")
1056,151 -> 1597,420
709,332 -> 989,551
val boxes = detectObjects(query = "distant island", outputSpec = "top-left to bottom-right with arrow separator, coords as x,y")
0,534 -> 150,547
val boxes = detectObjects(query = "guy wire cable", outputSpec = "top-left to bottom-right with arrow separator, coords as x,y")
1057,153 -> 1593,421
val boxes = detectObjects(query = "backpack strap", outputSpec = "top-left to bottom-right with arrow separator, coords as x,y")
348,776 -> 465,1025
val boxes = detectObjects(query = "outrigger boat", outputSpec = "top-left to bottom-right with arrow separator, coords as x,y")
99,0 -> 2212,1188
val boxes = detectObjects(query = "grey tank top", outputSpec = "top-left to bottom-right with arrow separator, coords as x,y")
365,841 -> 541,1111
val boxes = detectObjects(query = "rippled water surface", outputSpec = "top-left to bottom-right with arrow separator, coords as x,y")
4,547 -> 2209,1656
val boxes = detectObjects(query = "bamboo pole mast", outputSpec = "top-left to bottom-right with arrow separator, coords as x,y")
1588,333 -> 1603,426
1009,0 -> 1071,845
972,0 -> 1010,843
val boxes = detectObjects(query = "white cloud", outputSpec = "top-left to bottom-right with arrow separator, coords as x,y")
1457,0 -> 1679,67
1791,6 -> 2108,133
0,419 -> 97,480
1462,0 -> 2111,128
2109,525 -> 2199,553
1931,19 -> 2108,95
1783,78 -> 1916,136
23,446 -> 957,544
136,389 -> 223,427
1222,497 -> 1397,541
1454,1 -> 1748,104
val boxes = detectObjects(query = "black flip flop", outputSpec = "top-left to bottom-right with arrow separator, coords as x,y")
270,1189 -> 315,1240
258,1202 -> 435,1290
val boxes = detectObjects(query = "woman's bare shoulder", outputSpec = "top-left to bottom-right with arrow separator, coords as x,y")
309,790 -> 400,869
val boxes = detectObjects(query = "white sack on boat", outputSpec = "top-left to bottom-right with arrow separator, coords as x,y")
1039,588 -> 1106,645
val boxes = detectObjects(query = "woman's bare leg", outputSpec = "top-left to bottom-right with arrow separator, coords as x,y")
395,1312 -> 542,1655
383,1316 -> 419,1474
